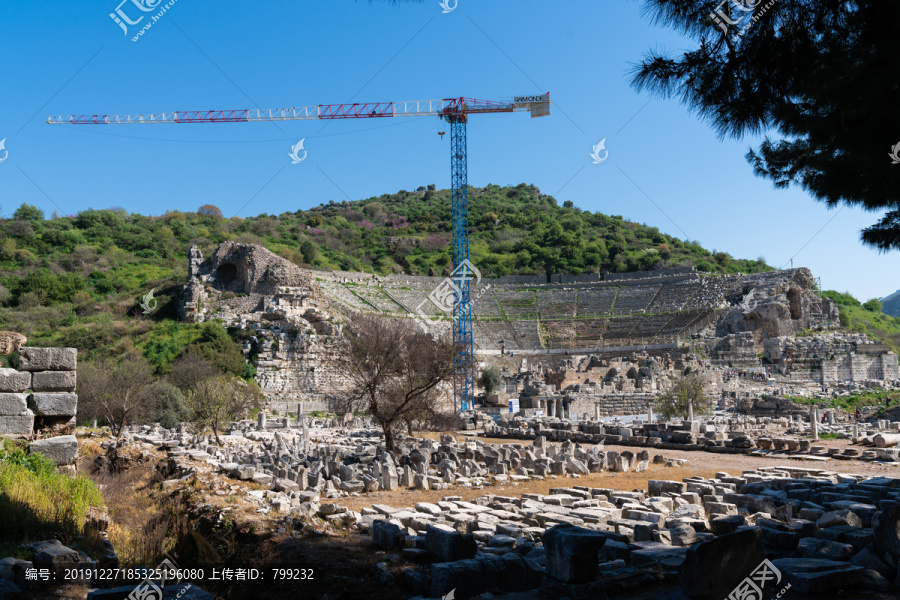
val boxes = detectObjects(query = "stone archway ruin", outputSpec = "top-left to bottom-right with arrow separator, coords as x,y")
216,263 -> 238,288
787,288 -> 802,320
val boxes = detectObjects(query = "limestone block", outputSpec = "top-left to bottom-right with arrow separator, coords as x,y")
424,524 -> 477,562
19,347 -> 77,372
0,368 -> 31,393
678,529 -> 765,600
29,435 -> 78,465
31,540 -> 89,578
872,503 -> 900,560
372,519 -> 406,550
769,558 -> 863,595
0,393 -> 28,416
28,393 -> 78,417
0,332 -> 27,355
31,371 -> 77,392
0,412 -> 34,437
273,478 -> 299,493
543,523 -> 607,583
709,514 -> 745,536
817,509 -> 862,529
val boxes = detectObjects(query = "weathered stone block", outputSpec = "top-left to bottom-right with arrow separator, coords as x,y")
0,577 -> 23,599
31,540 -> 90,579
273,478 -> 299,493
27,393 -> 77,417
678,528 -> 766,600
0,393 -> 28,416
0,368 -> 30,393
372,519 -> 406,550
31,371 -> 77,392
872,503 -> 900,560
19,347 -> 77,372
0,412 -> 34,437
424,524 -> 477,563
770,558 -> 864,595
543,523 -> 607,583
817,509 -> 862,529
29,435 -> 78,465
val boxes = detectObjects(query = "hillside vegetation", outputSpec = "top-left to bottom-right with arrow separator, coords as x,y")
0,184 -> 769,358
821,290 -> 900,351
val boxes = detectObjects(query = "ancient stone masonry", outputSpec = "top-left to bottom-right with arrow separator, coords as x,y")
761,332 -> 900,384
716,268 -> 839,348
0,347 -> 79,466
178,245 -> 858,416
180,244 -> 349,412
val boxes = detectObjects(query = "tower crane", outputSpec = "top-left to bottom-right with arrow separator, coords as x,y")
48,93 -> 551,412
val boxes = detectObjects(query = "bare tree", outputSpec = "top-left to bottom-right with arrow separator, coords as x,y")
333,317 -> 458,451
654,373 -> 713,421
185,376 -> 263,445
166,351 -> 218,392
77,355 -> 160,438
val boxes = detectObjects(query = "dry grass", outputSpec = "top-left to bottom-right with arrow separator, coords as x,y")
86,448 -> 190,566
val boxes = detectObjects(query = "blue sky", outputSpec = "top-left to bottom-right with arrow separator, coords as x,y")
2,0 -> 896,301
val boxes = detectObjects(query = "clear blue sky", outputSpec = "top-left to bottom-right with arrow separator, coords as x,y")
2,0 -> 896,301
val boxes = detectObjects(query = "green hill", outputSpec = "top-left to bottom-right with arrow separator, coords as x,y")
0,184 -> 771,364
821,290 -> 900,351
883,289 -> 900,318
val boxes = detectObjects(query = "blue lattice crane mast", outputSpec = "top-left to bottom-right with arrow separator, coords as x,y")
48,93 -> 551,412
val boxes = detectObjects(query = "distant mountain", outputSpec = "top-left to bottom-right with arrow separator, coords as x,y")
883,289 -> 900,317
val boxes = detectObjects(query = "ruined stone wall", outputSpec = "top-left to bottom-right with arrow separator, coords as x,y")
569,393 -> 656,418
248,330 -> 351,412
0,347 -> 79,465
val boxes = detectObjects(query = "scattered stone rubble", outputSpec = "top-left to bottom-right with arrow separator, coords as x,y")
368,465 -> 900,599
109,415 -> 900,599
120,419 -> 688,516
485,413 -> 900,464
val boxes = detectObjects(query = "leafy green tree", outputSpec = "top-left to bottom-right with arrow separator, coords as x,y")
197,204 -> 223,219
185,376 -> 263,445
182,322 -> 247,378
633,1 -> 900,250
300,240 -> 318,264
478,367 -> 502,396
863,299 -> 884,313
13,203 -> 44,221
655,373 -> 712,421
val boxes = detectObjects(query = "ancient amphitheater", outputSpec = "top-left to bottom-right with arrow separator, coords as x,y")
173,242 -> 900,416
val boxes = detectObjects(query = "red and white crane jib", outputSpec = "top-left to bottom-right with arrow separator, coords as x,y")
45,93 -> 550,125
